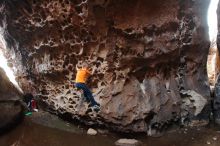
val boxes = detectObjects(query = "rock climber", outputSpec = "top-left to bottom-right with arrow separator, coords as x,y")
74,62 -> 100,110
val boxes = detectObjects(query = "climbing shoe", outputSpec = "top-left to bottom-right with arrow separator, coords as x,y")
25,112 -> 32,116
92,105 -> 100,112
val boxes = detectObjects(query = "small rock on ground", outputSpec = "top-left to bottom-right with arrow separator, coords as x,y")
97,129 -> 109,134
87,128 -> 97,135
115,138 -> 141,146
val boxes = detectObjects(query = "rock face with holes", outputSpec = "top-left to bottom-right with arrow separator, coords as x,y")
0,0 -> 211,134
214,1 -> 220,124
0,67 -> 23,134
214,75 -> 220,124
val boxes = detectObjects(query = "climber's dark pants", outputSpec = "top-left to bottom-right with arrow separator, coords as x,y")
75,83 -> 98,106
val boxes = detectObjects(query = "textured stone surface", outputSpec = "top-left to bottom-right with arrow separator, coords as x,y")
0,67 -> 23,134
214,0 -> 220,124
214,75 -> 220,124
0,0 -> 211,134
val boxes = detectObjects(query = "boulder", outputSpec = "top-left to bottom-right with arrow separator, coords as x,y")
0,67 -> 23,134
215,0 -> 220,125
115,139 -> 141,146
214,75 -> 220,124
0,0 -> 211,134
87,128 -> 97,136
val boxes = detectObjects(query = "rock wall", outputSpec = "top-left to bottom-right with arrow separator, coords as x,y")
0,66 -> 23,134
214,0 -> 220,124
0,0 -> 211,134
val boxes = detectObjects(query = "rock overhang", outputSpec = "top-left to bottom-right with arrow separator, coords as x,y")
0,0 -> 212,134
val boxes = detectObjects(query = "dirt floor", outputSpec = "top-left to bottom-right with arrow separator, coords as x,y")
0,111 -> 220,146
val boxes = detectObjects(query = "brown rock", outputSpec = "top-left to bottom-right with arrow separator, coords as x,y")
214,0 -> 220,125
0,67 -> 23,134
0,0 -> 211,134
115,139 -> 141,146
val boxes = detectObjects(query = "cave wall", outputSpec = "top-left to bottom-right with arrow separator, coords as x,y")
214,0 -> 220,124
0,0 -> 211,133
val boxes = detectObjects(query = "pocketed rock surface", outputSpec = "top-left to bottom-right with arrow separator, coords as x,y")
0,0 -> 211,134
214,0 -> 220,125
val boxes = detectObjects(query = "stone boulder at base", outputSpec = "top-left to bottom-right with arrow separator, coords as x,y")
0,67 -> 23,134
0,0 -> 211,134
87,128 -> 97,136
115,139 -> 141,146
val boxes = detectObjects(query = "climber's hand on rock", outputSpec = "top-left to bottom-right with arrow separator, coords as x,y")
76,64 -> 79,70
88,67 -> 95,75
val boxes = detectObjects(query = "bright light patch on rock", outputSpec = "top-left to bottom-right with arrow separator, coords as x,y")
208,0 -> 219,42
207,0 -> 219,87
0,36 -> 22,92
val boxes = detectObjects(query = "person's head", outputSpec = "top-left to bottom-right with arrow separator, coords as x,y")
82,62 -> 89,69
23,93 -> 34,103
